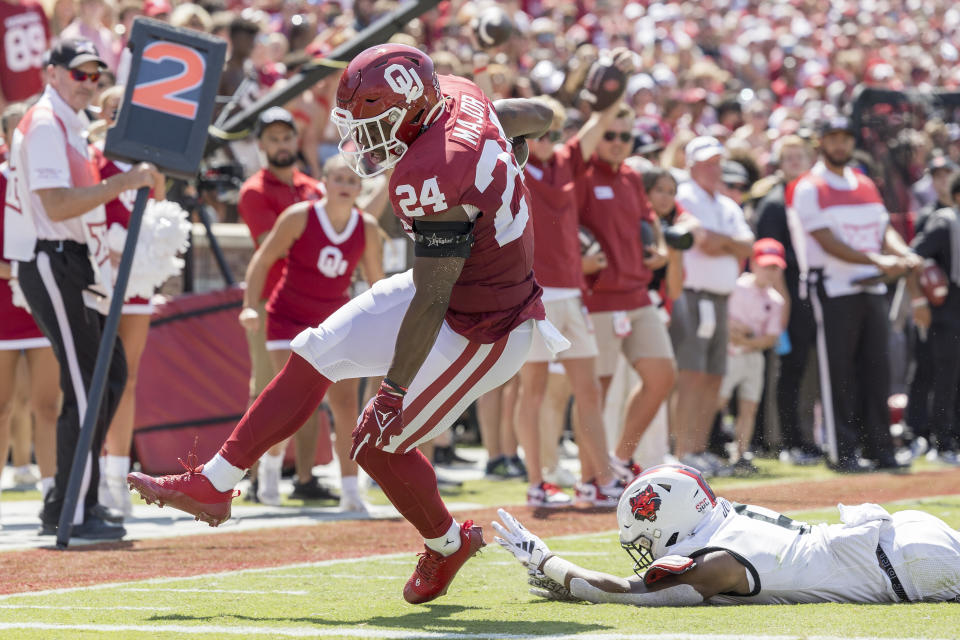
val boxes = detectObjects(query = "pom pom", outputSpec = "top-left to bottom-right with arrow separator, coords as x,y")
113,199 -> 192,300
9,278 -> 29,312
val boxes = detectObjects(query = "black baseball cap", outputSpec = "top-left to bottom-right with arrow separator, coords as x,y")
818,115 -> 855,137
722,160 -> 750,186
255,107 -> 298,137
47,38 -> 107,69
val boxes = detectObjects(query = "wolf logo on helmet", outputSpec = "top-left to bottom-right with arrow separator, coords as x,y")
629,485 -> 662,522
617,464 -> 718,576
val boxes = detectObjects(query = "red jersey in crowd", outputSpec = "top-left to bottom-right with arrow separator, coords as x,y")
524,136 -> 583,290
237,168 -> 324,301
0,1 -> 49,103
0,162 -> 46,345
576,144 -> 656,312
389,74 -> 544,344
265,203 -> 366,342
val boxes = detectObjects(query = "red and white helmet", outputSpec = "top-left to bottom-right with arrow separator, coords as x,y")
331,43 -> 444,177
616,464 -> 718,576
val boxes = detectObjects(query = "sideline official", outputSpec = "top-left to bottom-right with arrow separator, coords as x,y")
788,116 -> 916,472
3,38 -> 162,538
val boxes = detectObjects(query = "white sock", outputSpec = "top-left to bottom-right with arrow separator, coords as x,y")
260,452 -> 284,470
201,453 -> 246,493
341,475 -> 359,497
612,454 -> 630,466
425,519 -> 461,556
40,477 -> 54,498
99,456 -> 107,476
15,465 -> 30,475
105,455 -> 130,478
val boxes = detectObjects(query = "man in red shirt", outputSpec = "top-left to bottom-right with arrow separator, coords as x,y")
236,107 -> 329,502
0,0 -> 50,110
517,73 -> 635,509
578,104 -> 677,476
129,44 -> 557,605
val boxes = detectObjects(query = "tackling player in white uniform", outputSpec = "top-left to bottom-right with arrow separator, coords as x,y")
494,464 -> 960,605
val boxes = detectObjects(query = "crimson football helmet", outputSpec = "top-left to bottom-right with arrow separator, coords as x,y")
617,464 -> 718,577
331,44 -> 445,177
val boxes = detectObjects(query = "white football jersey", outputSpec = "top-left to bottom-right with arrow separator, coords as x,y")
668,499 -> 960,604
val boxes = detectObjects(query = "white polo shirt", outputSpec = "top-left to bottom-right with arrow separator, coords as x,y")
677,179 -> 753,295
4,85 -> 92,260
788,161 -> 888,298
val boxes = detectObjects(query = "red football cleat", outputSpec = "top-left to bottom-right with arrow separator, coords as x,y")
403,520 -> 485,604
127,455 -> 238,527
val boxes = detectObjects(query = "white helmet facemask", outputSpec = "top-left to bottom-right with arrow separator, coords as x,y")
331,106 -> 409,178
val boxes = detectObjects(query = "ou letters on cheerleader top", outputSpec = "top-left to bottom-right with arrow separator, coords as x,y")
267,202 -> 365,323
669,498 -> 899,605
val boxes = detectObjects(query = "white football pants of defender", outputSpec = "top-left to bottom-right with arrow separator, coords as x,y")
291,270 -> 555,454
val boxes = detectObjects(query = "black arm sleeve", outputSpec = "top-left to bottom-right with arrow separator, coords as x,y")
412,219 -> 475,258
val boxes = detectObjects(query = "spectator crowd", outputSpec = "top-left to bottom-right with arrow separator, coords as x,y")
2,0 -> 960,529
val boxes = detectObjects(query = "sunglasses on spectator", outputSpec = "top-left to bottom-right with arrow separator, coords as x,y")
538,130 -> 563,143
724,182 -> 748,192
68,69 -> 101,83
603,131 -> 633,142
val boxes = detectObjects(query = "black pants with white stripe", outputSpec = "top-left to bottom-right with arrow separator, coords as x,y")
811,274 -> 892,462
776,281 -> 818,451
17,240 -> 127,526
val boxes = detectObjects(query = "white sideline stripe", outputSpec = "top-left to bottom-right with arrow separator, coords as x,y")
126,588 -> 308,595
0,624 -> 949,640
0,552 -> 412,601
0,605 -> 173,611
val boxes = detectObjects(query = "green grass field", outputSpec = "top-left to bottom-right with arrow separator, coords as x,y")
1,493 -> 958,639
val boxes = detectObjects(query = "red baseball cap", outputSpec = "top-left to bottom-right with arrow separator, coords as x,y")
144,0 -> 172,18
753,238 -> 786,268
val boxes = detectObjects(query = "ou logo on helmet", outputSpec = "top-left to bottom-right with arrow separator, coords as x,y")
318,246 -> 348,278
384,64 -> 424,102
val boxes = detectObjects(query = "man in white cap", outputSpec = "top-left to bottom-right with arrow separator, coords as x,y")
670,136 -> 754,477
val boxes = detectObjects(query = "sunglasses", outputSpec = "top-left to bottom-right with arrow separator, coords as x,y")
538,130 -> 563,143
724,182 -> 748,192
68,68 -> 101,83
603,131 -> 633,143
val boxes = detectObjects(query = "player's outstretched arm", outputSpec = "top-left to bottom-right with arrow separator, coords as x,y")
384,206 -> 471,388
494,509 -> 746,607
492,98 -> 553,140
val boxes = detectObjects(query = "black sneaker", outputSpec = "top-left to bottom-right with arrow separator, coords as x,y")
828,456 -> 875,474
732,458 -> 759,476
508,455 -> 528,480
874,453 -> 911,472
90,504 -> 124,524
245,479 -> 261,503
289,477 -> 340,502
434,446 -> 473,467
39,516 -> 126,540
484,455 -> 524,479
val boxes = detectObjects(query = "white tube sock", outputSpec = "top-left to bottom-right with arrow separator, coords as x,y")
40,477 -> 54,498
201,453 -> 246,493
105,455 -> 130,478
341,475 -> 359,496
425,519 -> 462,556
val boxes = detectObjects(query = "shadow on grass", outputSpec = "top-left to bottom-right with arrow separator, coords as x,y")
151,603 -> 609,636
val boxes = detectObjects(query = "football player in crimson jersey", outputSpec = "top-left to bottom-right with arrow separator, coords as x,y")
495,464 -> 960,606
128,43 -> 561,605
